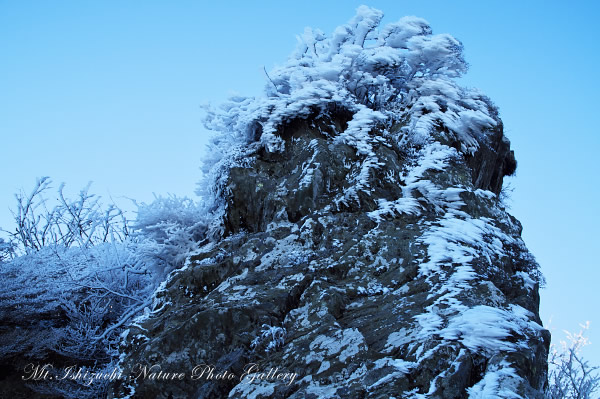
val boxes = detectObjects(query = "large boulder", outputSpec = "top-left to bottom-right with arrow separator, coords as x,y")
114,109 -> 549,398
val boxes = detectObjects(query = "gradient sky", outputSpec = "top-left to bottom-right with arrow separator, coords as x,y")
1,1 -> 599,365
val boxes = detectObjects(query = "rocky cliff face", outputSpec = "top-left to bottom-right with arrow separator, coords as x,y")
111,8 -> 551,398
0,7 -> 549,399
114,105 -> 548,398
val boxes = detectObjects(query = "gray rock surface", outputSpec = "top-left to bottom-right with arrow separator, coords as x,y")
114,109 -> 549,398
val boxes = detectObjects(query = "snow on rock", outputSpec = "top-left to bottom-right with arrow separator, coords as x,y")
468,360 -> 525,399
307,328 -> 367,364
109,6 -> 549,399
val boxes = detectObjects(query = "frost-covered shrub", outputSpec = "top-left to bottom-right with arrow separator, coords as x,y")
7,177 -> 128,254
203,7 -> 472,151
1,180 -> 215,398
2,241 -> 154,354
251,324 -> 287,353
131,195 -> 212,276
546,323 -> 600,399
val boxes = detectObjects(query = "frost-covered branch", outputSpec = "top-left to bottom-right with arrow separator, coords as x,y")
8,178 -> 129,254
93,297 -> 153,342
546,322 -> 600,398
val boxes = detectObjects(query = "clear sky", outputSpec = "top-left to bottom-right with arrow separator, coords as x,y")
1,1 -> 599,365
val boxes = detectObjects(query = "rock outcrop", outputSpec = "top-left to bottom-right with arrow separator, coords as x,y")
113,7 -> 548,399
114,104 -> 548,398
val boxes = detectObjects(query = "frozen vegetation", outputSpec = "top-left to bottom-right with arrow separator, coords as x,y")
0,5 -> 597,399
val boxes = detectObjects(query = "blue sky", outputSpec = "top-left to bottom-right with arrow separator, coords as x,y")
1,1 -> 599,365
